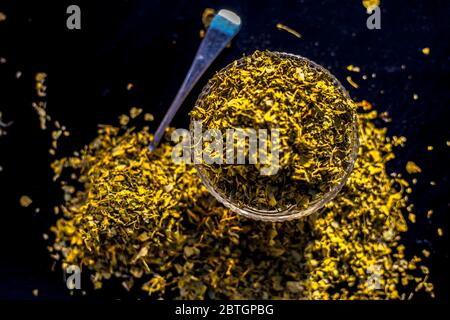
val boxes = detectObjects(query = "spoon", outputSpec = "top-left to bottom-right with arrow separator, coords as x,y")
148,9 -> 241,152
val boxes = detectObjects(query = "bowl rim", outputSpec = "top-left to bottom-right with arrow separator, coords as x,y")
190,51 -> 360,222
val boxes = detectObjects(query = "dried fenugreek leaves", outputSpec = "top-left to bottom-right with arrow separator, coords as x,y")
190,50 -> 357,212
50,103 -> 433,299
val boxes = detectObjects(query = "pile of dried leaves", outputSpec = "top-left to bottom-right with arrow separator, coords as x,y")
49,101 -> 433,299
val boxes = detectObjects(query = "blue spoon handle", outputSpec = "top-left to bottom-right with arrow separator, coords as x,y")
149,10 -> 241,152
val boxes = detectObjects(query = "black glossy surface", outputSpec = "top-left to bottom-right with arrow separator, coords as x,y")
0,0 -> 448,300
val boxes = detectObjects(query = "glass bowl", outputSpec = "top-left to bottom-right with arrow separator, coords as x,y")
190,52 -> 359,222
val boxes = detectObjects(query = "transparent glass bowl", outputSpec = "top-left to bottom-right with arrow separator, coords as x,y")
190,52 -> 359,222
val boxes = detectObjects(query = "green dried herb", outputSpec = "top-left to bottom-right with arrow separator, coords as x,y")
190,50 -> 357,212
276,23 -> 302,38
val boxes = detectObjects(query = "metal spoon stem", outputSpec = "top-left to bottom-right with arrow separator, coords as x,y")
149,9 -> 241,152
